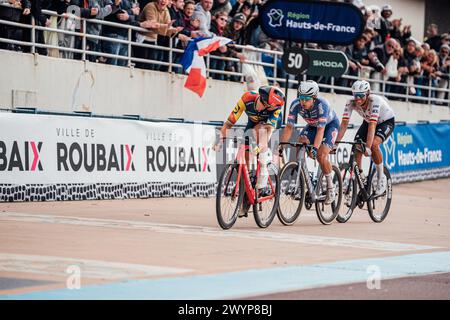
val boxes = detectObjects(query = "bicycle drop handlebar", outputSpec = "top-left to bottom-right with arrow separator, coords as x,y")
278,142 -> 316,156
335,140 -> 367,154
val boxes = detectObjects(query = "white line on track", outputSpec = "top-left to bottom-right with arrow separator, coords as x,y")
0,253 -> 192,280
0,212 -> 439,252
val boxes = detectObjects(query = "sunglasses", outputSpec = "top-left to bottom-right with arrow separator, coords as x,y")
353,93 -> 366,99
218,17 -> 227,21
299,95 -> 313,101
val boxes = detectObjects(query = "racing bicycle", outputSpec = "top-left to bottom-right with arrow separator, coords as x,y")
216,137 -> 279,229
277,142 -> 342,225
335,140 -> 392,223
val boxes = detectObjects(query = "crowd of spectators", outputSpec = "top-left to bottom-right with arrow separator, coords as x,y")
1,0 -> 450,103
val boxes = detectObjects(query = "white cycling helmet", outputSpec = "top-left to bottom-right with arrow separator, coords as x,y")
352,80 -> 371,94
298,80 -> 319,97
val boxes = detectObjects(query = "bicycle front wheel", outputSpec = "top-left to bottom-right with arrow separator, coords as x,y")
253,163 -> 279,228
368,166 -> 392,223
277,161 -> 304,226
216,164 -> 244,229
315,165 -> 342,225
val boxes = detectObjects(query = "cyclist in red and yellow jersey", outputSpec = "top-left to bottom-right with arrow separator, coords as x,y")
213,85 -> 285,190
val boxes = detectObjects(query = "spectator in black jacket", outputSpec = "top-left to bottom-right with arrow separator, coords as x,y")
102,0 -> 139,66
425,23 -> 442,52
345,35 -> 370,76
0,0 -> 31,50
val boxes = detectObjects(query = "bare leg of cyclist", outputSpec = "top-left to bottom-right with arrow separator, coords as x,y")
255,124 -> 274,190
318,145 -> 335,204
371,136 -> 386,195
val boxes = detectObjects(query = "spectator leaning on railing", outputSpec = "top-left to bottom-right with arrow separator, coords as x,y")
344,34 -> 370,78
194,0 -> 213,37
223,12 -> 246,82
385,46 -> 409,97
102,0 -> 140,66
0,0 -> 30,51
135,0 -> 183,70
169,0 -> 191,72
84,0 -> 122,62
417,49 -> 440,98
209,10 -> 228,80
435,45 -> 450,101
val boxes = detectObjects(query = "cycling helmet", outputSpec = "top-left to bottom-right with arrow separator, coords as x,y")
298,80 -> 319,97
259,85 -> 285,108
352,80 -> 371,94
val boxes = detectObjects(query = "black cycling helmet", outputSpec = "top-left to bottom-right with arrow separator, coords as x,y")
258,85 -> 285,109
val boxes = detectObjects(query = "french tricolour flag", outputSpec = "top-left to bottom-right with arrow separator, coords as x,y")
180,36 -> 233,97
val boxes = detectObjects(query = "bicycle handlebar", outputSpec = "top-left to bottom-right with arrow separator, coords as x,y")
279,142 -> 315,148
278,142 -> 316,157
220,136 -> 250,144
335,140 -> 366,146
335,140 -> 367,153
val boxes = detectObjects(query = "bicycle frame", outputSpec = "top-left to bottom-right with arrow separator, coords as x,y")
299,147 -> 324,203
281,143 -> 325,203
232,143 -> 276,205
341,142 -> 376,202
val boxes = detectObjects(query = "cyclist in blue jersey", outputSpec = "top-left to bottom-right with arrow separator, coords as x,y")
279,80 -> 340,204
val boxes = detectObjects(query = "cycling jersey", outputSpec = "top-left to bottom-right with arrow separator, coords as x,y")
226,91 -> 282,129
343,94 -> 395,124
287,96 -> 338,127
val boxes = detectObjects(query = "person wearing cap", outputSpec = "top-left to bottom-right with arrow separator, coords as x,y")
438,44 -> 450,65
378,4 -> 393,42
436,44 -> 450,101
223,12 -> 247,81
441,33 -> 450,49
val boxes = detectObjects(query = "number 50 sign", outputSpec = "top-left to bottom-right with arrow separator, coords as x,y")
281,47 -> 309,75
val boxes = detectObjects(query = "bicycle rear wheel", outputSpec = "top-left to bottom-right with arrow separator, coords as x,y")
315,165 -> 342,225
336,167 -> 358,223
277,161 -> 304,226
253,163 -> 279,228
216,164 -> 244,229
368,166 -> 392,223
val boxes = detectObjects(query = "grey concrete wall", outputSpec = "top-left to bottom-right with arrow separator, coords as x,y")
1,50 -> 449,125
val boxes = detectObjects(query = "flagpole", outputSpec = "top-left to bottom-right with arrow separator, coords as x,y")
282,40 -> 291,126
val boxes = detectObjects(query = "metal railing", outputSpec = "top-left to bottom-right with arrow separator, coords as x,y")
1,3 -> 449,106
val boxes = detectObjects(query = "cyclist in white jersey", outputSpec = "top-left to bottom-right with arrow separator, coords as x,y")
335,80 -> 395,196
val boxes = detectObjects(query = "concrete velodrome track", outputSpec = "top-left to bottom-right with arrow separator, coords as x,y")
0,178 -> 449,300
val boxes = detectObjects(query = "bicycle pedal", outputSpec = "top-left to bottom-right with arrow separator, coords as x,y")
238,212 -> 248,218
